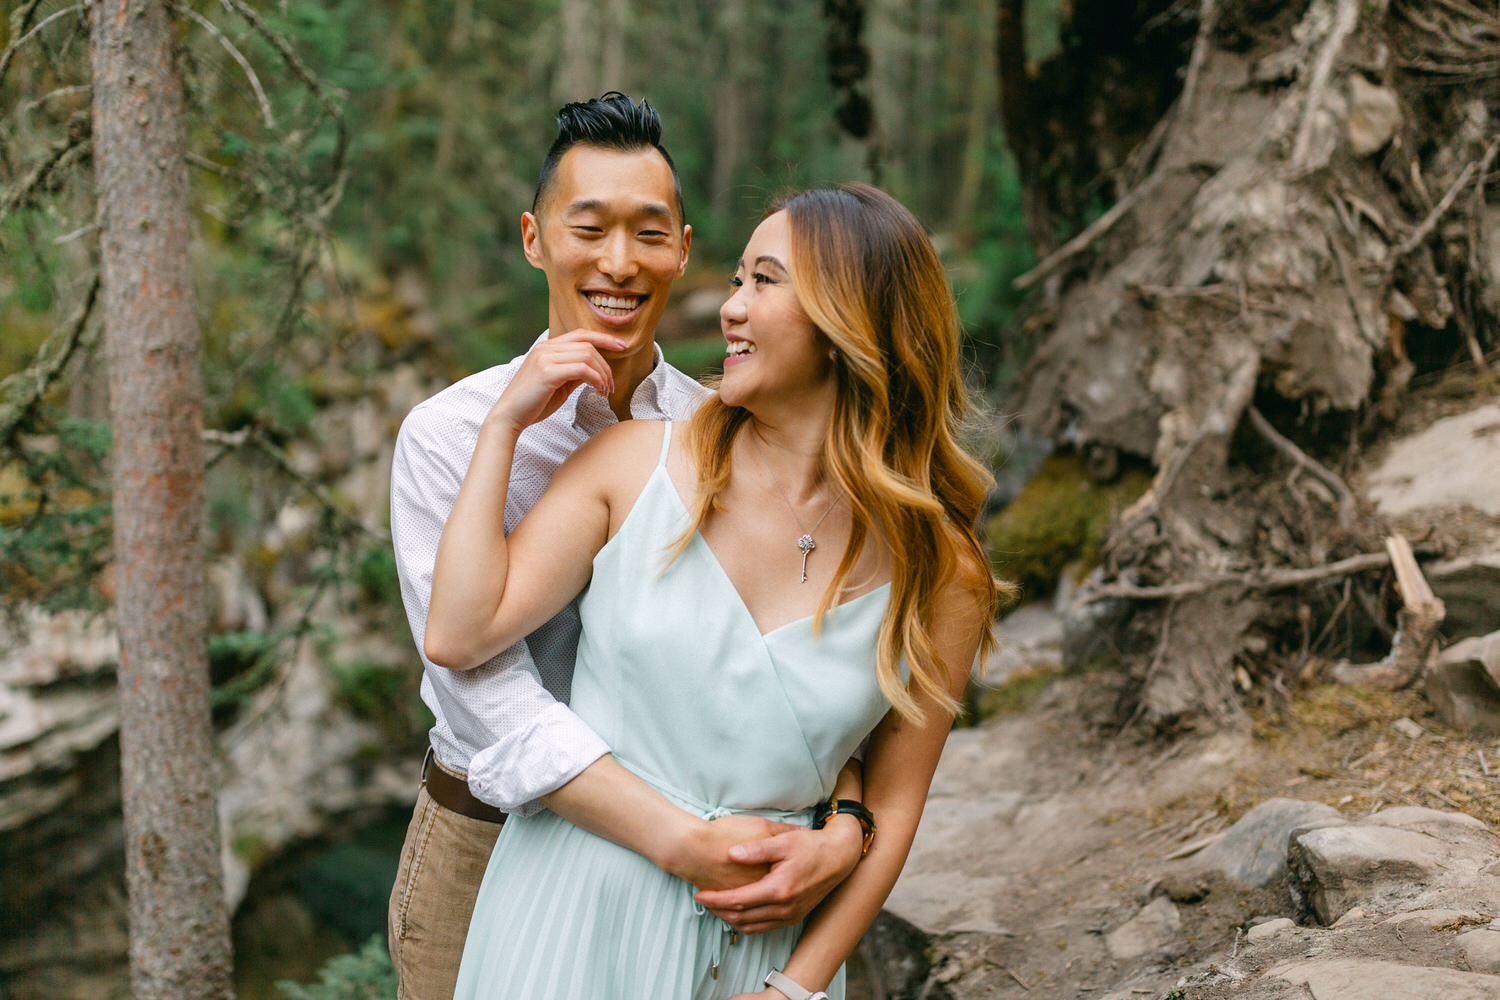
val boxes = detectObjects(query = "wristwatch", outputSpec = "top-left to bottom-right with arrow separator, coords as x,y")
764,968 -> 828,1000
810,797 -> 877,857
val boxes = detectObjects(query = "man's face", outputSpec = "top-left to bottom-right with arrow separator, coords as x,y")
522,145 -> 691,365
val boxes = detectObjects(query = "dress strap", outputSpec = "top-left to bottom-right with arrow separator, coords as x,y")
658,420 -> 673,467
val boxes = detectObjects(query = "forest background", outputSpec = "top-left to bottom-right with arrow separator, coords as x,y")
3,0 -> 1498,997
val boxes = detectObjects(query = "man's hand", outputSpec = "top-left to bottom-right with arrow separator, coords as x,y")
693,814 -> 864,934
666,813 -> 795,891
486,330 -> 624,433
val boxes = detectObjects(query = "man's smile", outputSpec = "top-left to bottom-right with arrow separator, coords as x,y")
586,292 -> 644,318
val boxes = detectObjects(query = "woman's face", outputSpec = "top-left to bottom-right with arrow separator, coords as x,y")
718,211 -> 835,412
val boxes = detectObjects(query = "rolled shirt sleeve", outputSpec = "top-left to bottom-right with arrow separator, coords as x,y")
390,382 -> 608,815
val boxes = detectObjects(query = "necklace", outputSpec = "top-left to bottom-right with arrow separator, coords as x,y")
750,433 -> 841,583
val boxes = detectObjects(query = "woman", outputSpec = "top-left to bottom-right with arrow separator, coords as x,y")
426,183 -> 1006,999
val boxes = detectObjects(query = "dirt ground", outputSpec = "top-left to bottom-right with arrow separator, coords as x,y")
855,668 -> 1500,999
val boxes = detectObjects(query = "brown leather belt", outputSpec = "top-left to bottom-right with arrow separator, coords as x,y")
422,748 -> 507,825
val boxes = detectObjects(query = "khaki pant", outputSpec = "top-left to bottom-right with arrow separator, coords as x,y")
387,784 -> 504,1000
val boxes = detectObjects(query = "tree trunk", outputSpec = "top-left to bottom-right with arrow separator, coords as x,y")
90,2 -> 233,998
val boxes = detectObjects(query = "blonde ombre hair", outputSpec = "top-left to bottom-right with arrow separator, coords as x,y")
676,184 -> 1009,723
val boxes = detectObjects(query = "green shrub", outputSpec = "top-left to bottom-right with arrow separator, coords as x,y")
276,935 -> 396,1000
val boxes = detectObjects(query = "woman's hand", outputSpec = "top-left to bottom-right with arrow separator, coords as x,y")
694,815 -> 863,933
724,991 -> 779,1000
486,329 -> 623,434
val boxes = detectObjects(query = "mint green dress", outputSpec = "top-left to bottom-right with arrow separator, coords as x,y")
453,422 -> 894,1000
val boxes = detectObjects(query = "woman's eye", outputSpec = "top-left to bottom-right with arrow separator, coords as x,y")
753,272 -> 775,285
729,275 -> 743,289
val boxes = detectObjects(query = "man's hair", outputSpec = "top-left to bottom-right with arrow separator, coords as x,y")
532,92 -> 686,224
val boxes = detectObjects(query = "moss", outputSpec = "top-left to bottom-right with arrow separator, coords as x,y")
984,452 -> 1150,598
233,830 -> 272,871
972,666 -> 1060,721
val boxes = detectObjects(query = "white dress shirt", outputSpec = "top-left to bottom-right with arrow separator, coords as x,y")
390,332 -> 706,814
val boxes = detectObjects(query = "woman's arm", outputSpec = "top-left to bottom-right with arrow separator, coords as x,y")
741,576 -> 988,997
425,330 -> 626,669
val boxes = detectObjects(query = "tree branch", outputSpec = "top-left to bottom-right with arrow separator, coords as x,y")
174,4 -> 275,130
203,427 -> 388,542
1084,551 -> 1393,603
0,113 -> 90,224
1389,133 -> 1500,263
215,0 -> 348,219
1291,0 -> 1359,173
1244,405 -> 1357,531
0,270 -> 100,449
0,1 -> 80,91
1013,174 -> 1164,290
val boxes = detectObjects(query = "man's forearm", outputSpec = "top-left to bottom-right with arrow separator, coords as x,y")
541,754 -> 781,890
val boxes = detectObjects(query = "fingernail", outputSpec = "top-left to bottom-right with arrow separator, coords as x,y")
615,338 -> 627,350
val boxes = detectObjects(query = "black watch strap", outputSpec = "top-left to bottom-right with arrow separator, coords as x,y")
810,797 -> 877,855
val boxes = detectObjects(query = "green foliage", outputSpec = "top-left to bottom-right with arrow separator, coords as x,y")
276,935 -> 396,1000
0,419 -> 112,612
985,453 -> 1151,600
209,630 -> 282,711
354,544 -> 399,606
332,658 -> 427,745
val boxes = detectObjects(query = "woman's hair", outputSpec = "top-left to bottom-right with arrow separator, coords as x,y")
676,183 -> 1010,723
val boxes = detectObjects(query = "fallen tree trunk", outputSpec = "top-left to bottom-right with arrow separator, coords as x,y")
1002,0 -> 1499,731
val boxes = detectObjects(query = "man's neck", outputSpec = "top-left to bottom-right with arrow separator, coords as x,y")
606,347 -> 658,420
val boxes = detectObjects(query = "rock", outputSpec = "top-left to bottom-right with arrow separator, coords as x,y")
1272,958 -> 1500,999
1383,908 -> 1484,929
985,602 -> 1063,684
1426,636 -> 1500,737
1287,824 -> 1445,924
1366,404 -> 1500,519
1393,717 -> 1426,740
1345,75 -> 1400,155
1195,798 -> 1344,888
1457,929 -> 1500,973
1428,553 -> 1500,640
1364,805 -> 1488,835
1245,917 -> 1296,941
1332,906 -> 1366,928
1105,896 -> 1182,960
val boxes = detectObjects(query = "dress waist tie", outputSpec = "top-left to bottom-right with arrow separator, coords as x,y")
617,762 -> 819,981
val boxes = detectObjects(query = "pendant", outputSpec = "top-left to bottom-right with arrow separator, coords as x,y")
797,534 -> 816,583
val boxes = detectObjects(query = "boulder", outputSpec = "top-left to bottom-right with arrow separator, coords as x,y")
1245,917 -> 1296,942
1458,929 -> 1500,973
1363,805 -> 1489,835
1195,797 -> 1344,888
1365,404 -> 1500,519
1426,634 -> 1500,737
1105,896 -> 1182,961
1287,824 -> 1445,924
1272,958 -> 1500,999
1427,554 -> 1500,640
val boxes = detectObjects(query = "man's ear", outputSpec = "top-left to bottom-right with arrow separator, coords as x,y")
676,224 -> 692,278
521,212 -> 544,269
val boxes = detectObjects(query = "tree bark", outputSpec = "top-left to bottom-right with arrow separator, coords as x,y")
90,2 -> 233,998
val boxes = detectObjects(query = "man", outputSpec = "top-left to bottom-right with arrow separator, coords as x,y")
387,93 -> 869,999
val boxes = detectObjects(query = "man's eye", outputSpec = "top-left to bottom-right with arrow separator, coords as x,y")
573,226 -> 603,235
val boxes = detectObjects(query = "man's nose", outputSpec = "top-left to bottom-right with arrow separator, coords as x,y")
597,231 -> 638,282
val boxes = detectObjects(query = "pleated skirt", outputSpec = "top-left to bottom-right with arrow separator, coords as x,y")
453,809 -> 846,999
